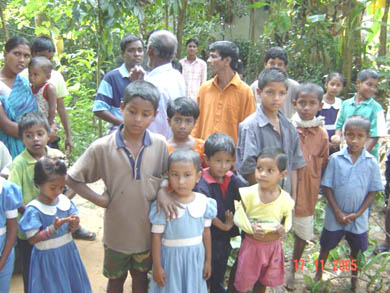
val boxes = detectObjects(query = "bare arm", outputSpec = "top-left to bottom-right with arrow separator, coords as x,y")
290,169 -> 298,201
323,186 -> 348,225
344,191 -> 377,223
56,98 -> 72,154
94,110 -> 123,126
28,217 -> 70,245
45,84 -> 57,126
0,218 -> 17,271
65,175 -> 109,208
156,179 -> 183,220
365,137 -> 378,153
151,233 -> 166,287
0,106 -> 18,138
202,227 -> 212,280
212,210 -> 234,232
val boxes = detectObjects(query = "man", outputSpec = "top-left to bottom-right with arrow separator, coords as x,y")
250,46 -> 299,118
93,34 -> 144,132
179,38 -> 207,101
144,30 -> 186,139
192,41 -> 255,144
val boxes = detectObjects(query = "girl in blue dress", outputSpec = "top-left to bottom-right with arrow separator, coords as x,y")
0,177 -> 22,293
19,157 -> 91,293
149,149 -> 217,293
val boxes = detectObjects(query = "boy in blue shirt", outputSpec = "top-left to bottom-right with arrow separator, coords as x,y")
314,116 -> 383,292
332,69 -> 386,159
194,132 -> 247,293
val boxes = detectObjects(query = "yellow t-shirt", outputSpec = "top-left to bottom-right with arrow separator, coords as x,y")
234,184 -> 294,234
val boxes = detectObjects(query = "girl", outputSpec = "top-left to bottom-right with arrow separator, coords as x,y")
0,178 -> 22,293
149,149 -> 217,293
317,72 -> 345,153
19,157 -> 91,293
233,148 -> 294,293
28,56 -> 57,127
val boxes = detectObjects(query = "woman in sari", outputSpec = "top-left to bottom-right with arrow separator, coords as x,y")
0,36 -> 37,158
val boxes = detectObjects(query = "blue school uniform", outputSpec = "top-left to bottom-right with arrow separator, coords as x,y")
0,178 -> 22,293
317,97 -> 342,139
148,193 -> 217,293
19,194 -> 91,293
321,147 -> 384,233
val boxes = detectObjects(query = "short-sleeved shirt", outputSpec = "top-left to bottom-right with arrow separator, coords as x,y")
8,146 -> 64,239
321,147 -> 383,233
192,73 -> 256,144
92,64 -> 131,120
145,63 -> 186,139
237,105 -> 306,194
179,57 -> 207,101
21,69 -> 69,98
317,97 -> 342,139
250,78 -> 299,118
335,95 -> 386,158
294,125 -> 329,217
193,169 -> 247,241
67,126 -> 168,254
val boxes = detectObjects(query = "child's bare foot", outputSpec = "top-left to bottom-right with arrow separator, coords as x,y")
284,270 -> 295,291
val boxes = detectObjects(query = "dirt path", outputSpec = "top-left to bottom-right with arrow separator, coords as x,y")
10,181 -> 132,293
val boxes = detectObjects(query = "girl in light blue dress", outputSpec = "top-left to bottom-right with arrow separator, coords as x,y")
19,157 -> 91,293
0,177 -> 22,293
149,149 -> 217,293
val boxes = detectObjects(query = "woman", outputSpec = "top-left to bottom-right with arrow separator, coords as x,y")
0,36 -> 37,158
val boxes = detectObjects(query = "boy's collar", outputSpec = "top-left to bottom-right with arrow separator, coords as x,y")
115,124 -> 152,149
257,105 -> 283,127
291,112 -> 324,128
202,168 -> 233,184
353,94 -> 374,105
340,146 -> 373,162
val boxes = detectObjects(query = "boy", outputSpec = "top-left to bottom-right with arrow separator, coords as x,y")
331,69 -> 386,160
179,38 -> 207,101
194,132 -> 247,293
314,116 -> 383,291
237,68 -> 306,200
285,83 -> 329,290
21,36 -> 73,153
250,46 -> 299,118
8,112 -> 64,292
167,97 -> 206,167
66,80 -> 168,293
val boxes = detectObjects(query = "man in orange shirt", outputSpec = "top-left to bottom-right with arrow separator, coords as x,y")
192,41 -> 255,144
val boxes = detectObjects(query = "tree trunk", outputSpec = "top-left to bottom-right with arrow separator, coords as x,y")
165,0 -> 169,29
0,6 -> 8,41
249,0 -> 255,42
176,0 -> 188,59
378,0 -> 390,65
208,0 -> 216,18
96,0 -> 103,138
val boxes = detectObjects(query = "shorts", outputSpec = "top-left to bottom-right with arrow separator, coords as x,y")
234,236 -> 284,291
293,216 -> 314,241
103,246 -> 152,279
320,228 -> 368,252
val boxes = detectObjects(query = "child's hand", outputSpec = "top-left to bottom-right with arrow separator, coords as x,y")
53,216 -> 71,230
203,261 -> 212,280
344,213 -> 359,224
153,266 -> 167,287
129,65 -> 145,81
276,224 -> 286,237
224,210 -> 234,231
330,134 -> 341,146
69,213 -> 80,232
48,122 -> 59,143
252,223 -> 265,240
335,210 -> 349,225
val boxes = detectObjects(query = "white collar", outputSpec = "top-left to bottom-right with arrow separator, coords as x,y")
172,192 -> 208,219
322,97 -> 342,110
27,194 -> 71,215
291,112 -> 324,128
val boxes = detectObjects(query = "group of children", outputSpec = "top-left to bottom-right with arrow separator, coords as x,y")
0,42 -> 387,293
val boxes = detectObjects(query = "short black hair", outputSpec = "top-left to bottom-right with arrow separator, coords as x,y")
257,148 -> 288,172
4,36 -> 30,52
323,72 -> 346,87
264,47 -> 288,66
167,97 -> 200,120
168,148 -> 201,172
34,157 -> 67,185
344,115 -> 370,134
294,82 -> 324,102
186,38 -> 199,46
204,132 -> 235,158
29,56 -> 53,74
209,41 -> 239,71
357,69 -> 379,82
123,80 -> 160,110
31,36 -> 55,54
18,112 -> 50,138
257,68 -> 288,91
120,34 -> 144,53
